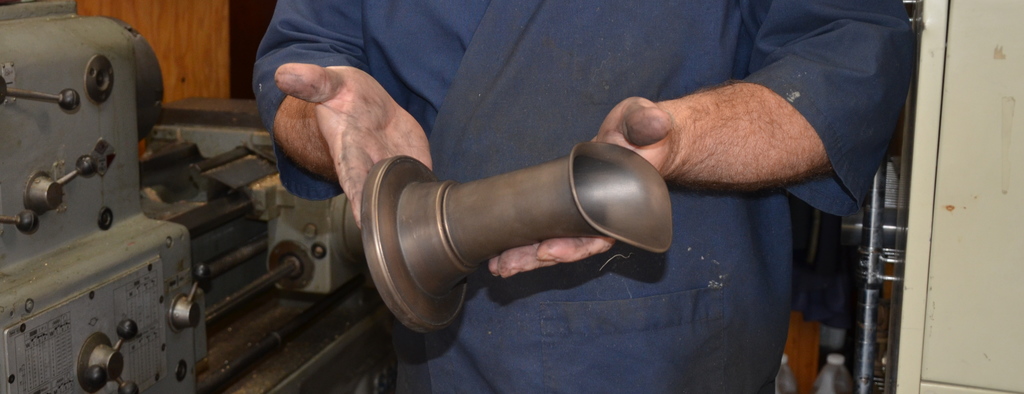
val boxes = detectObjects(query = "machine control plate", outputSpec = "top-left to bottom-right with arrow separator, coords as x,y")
2,260 -> 167,394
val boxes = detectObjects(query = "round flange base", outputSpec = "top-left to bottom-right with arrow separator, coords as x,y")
362,156 -> 465,333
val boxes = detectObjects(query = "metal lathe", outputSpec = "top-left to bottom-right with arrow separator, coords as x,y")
1,3 -> 392,393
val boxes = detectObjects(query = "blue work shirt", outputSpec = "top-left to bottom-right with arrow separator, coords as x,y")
254,1 -> 913,392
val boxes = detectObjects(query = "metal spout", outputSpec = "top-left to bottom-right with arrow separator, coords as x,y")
362,142 -> 672,332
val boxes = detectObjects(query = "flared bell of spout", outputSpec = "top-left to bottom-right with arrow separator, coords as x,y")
572,142 -> 673,250
443,142 -> 672,265
362,142 -> 672,332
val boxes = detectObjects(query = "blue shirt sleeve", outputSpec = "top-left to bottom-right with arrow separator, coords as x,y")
741,0 -> 914,216
252,0 -> 367,200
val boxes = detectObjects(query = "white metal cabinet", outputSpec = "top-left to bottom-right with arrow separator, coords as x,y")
896,0 -> 1024,393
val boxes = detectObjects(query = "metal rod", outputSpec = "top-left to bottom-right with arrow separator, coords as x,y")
190,146 -> 251,173
204,256 -> 301,324
0,78 -> 80,111
194,233 -> 269,282
55,170 -> 79,185
854,164 -> 887,394
196,274 -> 364,394
7,87 -> 60,102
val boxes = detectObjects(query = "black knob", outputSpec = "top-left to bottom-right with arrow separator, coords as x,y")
82,365 -> 107,390
118,380 -> 139,394
15,211 -> 38,234
116,319 -> 138,341
193,263 -> 211,281
0,210 -> 38,235
76,155 -> 98,177
58,89 -> 81,111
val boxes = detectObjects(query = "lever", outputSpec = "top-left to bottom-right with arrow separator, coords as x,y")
0,75 -> 80,111
77,319 -> 139,393
168,281 -> 202,332
0,210 -> 38,234
25,155 -> 97,214
55,155 -> 99,186
108,319 -> 140,394
114,318 -> 139,345
24,139 -> 114,215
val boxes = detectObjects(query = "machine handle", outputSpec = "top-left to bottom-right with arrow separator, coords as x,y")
0,75 -> 80,111
78,319 -> 140,393
55,155 -> 99,186
24,139 -> 115,216
0,210 -> 38,234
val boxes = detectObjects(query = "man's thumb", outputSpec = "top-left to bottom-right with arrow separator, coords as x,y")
622,100 -> 672,147
275,63 -> 339,103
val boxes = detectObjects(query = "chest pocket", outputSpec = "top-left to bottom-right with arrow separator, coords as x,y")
539,286 -> 725,393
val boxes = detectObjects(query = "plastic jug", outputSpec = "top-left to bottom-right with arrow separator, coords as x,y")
776,353 -> 799,394
812,353 -> 853,394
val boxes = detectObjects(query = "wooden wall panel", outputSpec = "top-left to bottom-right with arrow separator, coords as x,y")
785,311 -> 821,394
77,0 -> 230,102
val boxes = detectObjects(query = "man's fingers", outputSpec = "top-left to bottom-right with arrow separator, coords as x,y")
537,237 -> 615,262
487,237 -> 616,278
488,244 -> 545,278
275,63 -> 341,103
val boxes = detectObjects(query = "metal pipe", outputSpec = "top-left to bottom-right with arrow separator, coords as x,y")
196,274 -> 364,394
204,256 -> 301,324
193,233 -> 269,282
166,193 -> 254,239
855,164 -> 887,394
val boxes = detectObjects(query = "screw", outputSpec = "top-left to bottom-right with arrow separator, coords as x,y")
311,243 -> 327,259
24,299 -> 33,313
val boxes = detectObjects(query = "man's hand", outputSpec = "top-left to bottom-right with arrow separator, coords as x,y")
597,84 -> 830,190
489,83 -> 830,278
487,99 -> 673,278
273,63 -> 431,225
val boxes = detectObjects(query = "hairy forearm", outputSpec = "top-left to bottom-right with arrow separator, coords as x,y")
273,96 -> 337,180
659,82 -> 831,190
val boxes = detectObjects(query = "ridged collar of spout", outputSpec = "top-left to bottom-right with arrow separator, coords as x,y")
569,142 -> 672,253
